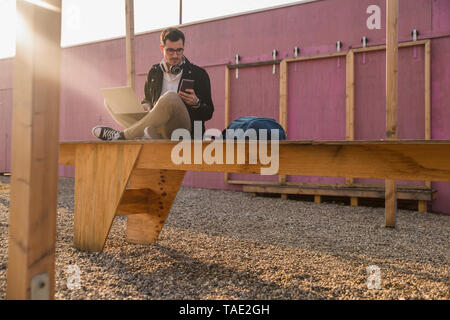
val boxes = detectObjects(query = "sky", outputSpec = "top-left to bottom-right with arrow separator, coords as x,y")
0,0 -> 310,59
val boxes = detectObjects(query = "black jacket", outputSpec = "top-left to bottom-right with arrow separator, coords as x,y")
143,57 -> 214,136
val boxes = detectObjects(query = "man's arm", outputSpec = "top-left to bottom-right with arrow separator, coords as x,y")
188,69 -> 214,121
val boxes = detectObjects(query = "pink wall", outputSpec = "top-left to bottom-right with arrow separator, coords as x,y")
0,0 -> 449,212
0,58 -> 13,173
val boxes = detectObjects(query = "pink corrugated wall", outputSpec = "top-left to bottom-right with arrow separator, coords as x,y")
0,0 -> 449,212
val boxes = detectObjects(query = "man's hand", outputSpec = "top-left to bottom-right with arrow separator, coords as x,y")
178,89 -> 199,107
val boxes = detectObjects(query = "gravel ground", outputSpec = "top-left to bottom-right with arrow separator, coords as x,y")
0,176 -> 449,300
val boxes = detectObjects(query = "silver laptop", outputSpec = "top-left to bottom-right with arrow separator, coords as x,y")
100,86 -> 146,114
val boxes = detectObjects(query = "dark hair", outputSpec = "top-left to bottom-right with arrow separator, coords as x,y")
160,27 -> 185,46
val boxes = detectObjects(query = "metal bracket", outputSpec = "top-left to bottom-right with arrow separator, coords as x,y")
272,49 -> 278,74
336,41 -> 342,52
235,54 -> 240,79
412,29 -> 419,42
361,36 -> 368,48
31,273 -> 50,300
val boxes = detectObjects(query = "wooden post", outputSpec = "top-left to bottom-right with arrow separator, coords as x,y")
179,0 -> 183,25
224,66 -> 230,183
345,50 -> 355,186
385,0 -> 398,228
279,59 -> 288,185
7,0 -> 62,299
424,40 -> 431,206
125,0 -> 136,90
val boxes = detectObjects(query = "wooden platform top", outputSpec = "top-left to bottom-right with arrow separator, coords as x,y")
60,139 -> 450,145
59,140 -> 450,182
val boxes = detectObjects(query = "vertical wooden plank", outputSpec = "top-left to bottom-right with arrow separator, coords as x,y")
385,0 -> 398,228
125,0 -> 136,90
126,169 -> 185,244
424,41 -> 431,191
345,50 -> 355,185
179,0 -> 183,25
279,59 -> 288,185
418,200 -> 427,213
424,41 -> 431,141
314,195 -> 322,203
73,144 -> 142,252
7,0 -> 62,300
350,197 -> 359,207
224,67 -> 230,183
346,51 -> 355,142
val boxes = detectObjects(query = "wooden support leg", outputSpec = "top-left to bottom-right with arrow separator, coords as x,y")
125,169 -> 185,244
314,195 -> 322,203
350,197 -> 358,207
418,200 -> 427,213
73,144 -> 142,252
281,194 -> 288,200
385,180 -> 397,228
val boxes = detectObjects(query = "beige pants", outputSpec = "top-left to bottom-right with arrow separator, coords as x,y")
124,91 -> 191,139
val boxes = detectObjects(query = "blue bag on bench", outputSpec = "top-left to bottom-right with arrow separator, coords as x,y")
222,116 -> 286,140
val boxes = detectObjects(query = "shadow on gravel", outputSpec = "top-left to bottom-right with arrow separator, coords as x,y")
71,244 -> 327,300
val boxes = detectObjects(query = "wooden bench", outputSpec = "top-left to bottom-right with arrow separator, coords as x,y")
242,183 -> 437,212
59,140 -> 450,252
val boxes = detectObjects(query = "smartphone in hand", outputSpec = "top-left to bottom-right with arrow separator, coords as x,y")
178,79 -> 195,93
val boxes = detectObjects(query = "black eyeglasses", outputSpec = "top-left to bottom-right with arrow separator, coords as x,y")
165,48 -> 184,55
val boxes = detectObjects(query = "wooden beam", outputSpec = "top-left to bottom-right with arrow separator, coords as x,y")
227,59 -> 283,69
242,184 -> 436,201
385,0 -> 399,228
346,51 -> 355,142
279,59 -> 288,185
59,141 -> 450,182
126,169 -> 185,244
346,50 -> 355,185
425,40 -> 432,190
116,189 -> 151,216
125,0 -> 136,90
351,40 -> 428,54
224,66 -> 230,184
284,51 -> 347,63
7,0 -> 62,300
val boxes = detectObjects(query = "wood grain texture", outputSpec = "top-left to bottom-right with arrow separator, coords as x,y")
73,144 -> 142,252
242,184 -> 436,201
7,0 -> 61,300
425,40 -> 431,189
346,50 -> 355,186
126,169 -> 185,244
418,200 -> 428,213
314,195 -> 322,203
125,0 -> 135,90
385,179 -> 397,227
385,0 -> 399,228
224,67 -> 230,184
116,189 -> 151,216
59,141 -> 450,182
279,59 -> 288,185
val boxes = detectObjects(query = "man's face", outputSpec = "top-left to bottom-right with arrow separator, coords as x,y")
160,39 -> 184,67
